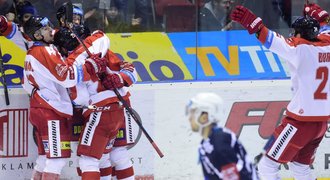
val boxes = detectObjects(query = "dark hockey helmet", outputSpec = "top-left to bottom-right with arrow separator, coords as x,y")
54,27 -> 80,51
56,3 -> 84,25
23,16 -> 53,41
291,16 -> 320,41
16,1 -> 37,22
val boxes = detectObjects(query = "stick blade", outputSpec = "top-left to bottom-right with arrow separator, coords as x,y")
65,1 -> 73,25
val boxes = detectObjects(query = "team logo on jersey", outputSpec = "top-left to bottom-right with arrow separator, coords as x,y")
0,109 -> 28,157
55,64 -> 68,78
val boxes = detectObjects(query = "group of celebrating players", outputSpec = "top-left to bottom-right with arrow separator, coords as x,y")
1,0 -> 330,180
1,2 -> 137,180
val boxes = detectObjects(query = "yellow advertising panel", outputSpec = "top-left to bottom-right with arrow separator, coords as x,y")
107,32 -> 193,81
0,37 -> 26,86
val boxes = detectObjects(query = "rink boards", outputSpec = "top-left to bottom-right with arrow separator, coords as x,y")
0,80 -> 329,179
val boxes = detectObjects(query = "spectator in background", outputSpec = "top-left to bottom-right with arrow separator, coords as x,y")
0,0 -> 12,16
85,0 -> 153,33
198,0 -> 236,31
243,0 -> 290,30
105,0 -> 131,33
32,0 -> 69,27
110,0 -> 153,31
5,0 -> 37,25
318,0 -> 330,11
83,0 -> 111,32
112,0 -> 128,22
131,0 -> 153,31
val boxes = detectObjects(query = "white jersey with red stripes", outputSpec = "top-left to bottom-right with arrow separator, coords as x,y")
2,22 -> 34,51
22,42 -> 89,117
259,28 -> 330,122
65,30 -> 137,117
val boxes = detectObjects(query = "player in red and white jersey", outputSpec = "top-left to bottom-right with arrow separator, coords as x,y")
55,4 -> 137,178
22,16 -> 106,180
231,6 -> 329,180
0,2 -> 37,51
54,26 -> 137,180
0,14 -> 34,50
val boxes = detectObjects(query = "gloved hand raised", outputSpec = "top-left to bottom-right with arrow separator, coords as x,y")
230,5 -> 264,34
101,73 -> 124,90
0,16 -> 8,34
84,54 -> 108,76
120,61 -> 134,72
304,3 -> 329,24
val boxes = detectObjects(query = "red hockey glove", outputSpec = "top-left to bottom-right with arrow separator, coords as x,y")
304,3 -> 329,24
230,5 -> 264,34
0,16 -> 8,34
84,56 -> 107,76
120,61 -> 134,72
101,73 -> 124,90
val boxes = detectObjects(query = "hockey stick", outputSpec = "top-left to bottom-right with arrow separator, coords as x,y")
0,44 -> 9,105
64,2 -> 164,158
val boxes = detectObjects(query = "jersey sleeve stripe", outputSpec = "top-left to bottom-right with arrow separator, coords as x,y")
120,70 -> 137,84
4,22 -> 16,39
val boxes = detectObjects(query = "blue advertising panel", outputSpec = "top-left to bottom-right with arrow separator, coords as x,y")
168,30 -> 289,81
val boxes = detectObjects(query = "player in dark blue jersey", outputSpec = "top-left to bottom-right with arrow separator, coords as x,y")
186,93 -> 259,180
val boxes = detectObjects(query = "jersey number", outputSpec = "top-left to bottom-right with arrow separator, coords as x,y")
314,67 -> 328,99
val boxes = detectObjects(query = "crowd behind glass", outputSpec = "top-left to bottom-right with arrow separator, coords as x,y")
1,0 -> 330,36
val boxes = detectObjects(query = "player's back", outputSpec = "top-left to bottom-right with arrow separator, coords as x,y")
265,30 -> 330,121
284,36 -> 330,121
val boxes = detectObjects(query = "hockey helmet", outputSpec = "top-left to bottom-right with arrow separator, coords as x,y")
56,3 -> 84,25
186,92 -> 224,128
291,16 -> 320,41
23,16 -> 53,41
17,1 -> 37,23
54,27 -> 80,51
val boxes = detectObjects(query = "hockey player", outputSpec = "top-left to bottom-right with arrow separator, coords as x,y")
56,5 -> 137,178
53,26 -> 137,180
0,14 -> 34,51
22,16 -> 107,180
185,92 -> 259,180
253,2 -> 330,167
56,3 -> 84,27
231,6 -> 330,180
0,1 -> 38,50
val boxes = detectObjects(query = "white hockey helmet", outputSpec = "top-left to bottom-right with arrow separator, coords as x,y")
186,92 -> 224,128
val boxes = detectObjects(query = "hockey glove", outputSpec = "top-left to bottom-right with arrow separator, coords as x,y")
101,73 -> 124,90
0,16 -> 8,34
84,56 -> 107,76
304,3 -> 329,25
230,5 -> 264,34
120,61 -> 134,72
